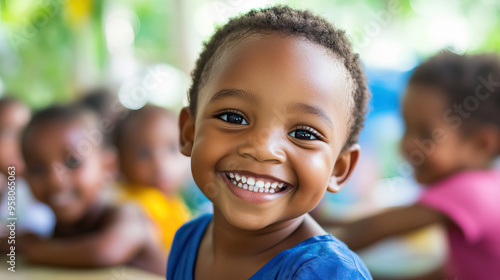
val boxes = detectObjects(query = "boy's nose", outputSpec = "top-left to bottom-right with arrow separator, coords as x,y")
237,130 -> 286,163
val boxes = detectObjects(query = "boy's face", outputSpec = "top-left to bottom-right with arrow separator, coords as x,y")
401,85 -> 479,184
0,103 -> 30,177
179,34 -> 359,230
24,120 -> 110,225
119,112 -> 189,195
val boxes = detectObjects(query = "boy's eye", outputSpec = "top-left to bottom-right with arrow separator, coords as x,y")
65,155 -> 81,169
217,112 -> 248,125
288,129 -> 320,140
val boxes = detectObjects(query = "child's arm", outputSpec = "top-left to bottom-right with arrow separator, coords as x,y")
24,204 -> 151,268
1,233 -> 39,253
335,204 -> 447,251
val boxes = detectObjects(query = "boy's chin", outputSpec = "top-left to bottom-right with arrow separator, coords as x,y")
217,207 -> 280,231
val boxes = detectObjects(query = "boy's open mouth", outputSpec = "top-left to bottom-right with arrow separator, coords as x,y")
224,172 -> 290,194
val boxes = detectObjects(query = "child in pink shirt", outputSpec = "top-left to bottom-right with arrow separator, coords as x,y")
336,51 -> 500,280
419,170 -> 500,279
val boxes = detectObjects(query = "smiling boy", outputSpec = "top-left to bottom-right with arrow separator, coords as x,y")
168,6 -> 372,280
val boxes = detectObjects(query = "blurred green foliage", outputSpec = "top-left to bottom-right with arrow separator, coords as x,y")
0,0 -> 499,107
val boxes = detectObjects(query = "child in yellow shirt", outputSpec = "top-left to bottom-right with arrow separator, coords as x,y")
114,104 -> 191,252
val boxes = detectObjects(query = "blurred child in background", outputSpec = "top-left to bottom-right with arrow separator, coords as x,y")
0,97 -> 54,251
113,104 -> 191,253
21,104 -> 166,274
335,51 -> 500,280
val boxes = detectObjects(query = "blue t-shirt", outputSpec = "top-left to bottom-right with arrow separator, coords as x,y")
167,214 -> 372,279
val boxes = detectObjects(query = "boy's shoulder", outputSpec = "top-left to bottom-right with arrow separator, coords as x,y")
254,234 -> 372,280
172,213 -> 212,244
167,214 -> 212,279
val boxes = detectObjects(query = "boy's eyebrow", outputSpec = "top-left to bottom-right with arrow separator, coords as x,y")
287,102 -> 334,130
208,89 -> 259,105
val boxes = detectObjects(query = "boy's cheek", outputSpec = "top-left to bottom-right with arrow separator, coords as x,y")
190,149 -> 223,198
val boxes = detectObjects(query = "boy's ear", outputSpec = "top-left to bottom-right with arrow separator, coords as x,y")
327,144 -> 360,193
179,107 -> 195,157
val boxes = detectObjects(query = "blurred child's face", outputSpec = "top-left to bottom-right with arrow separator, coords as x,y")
401,85 -> 478,184
24,120 -> 110,224
180,34 -> 358,230
120,112 -> 189,195
0,103 -> 30,177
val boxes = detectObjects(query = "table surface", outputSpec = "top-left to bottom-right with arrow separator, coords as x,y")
0,260 -> 164,280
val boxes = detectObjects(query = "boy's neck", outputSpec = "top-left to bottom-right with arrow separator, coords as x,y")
208,208 -> 323,258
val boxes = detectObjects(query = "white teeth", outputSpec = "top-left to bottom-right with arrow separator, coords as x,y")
247,177 -> 255,186
255,180 -> 265,188
227,172 -> 287,194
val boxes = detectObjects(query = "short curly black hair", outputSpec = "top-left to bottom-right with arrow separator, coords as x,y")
409,51 -> 500,132
187,5 -> 369,149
